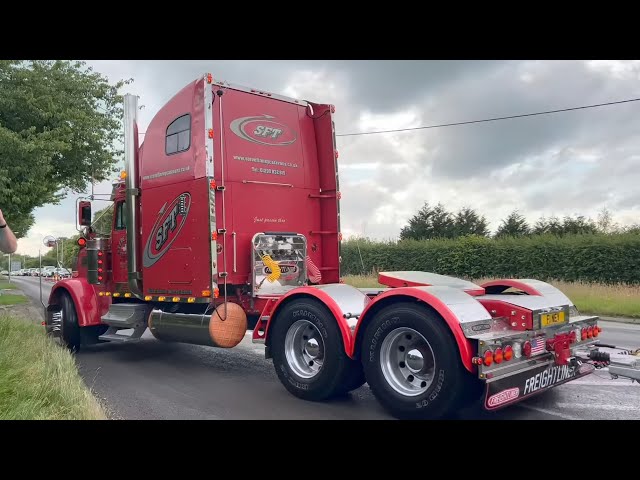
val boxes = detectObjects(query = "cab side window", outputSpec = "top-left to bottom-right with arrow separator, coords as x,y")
115,201 -> 127,230
165,114 -> 191,155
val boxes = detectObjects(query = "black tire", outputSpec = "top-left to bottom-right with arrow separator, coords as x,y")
360,302 -> 471,420
337,361 -> 366,395
58,292 -> 82,352
80,324 -> 109,345
270,297 -> 355,401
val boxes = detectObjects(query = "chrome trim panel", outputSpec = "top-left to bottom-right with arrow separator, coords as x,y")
212,79 -> 309,107
100,303 -> 149,328
379,271 -> 482,291
485,355 -> 554,383
312,283 -> 371,323
508,279 -> 574,306
204,77 -> 214,177
414,286 -> 492,324
205,76 -> 218,289
478,294 -> 571,310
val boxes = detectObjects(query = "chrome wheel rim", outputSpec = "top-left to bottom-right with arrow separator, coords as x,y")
284,320 -> 325,379
380,327 -> 436,396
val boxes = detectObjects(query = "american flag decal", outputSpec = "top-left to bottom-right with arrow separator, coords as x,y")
306,256 -> 322,284
530,337 -> 546,355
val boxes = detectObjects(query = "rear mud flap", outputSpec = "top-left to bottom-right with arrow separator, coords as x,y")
484,361 -> 595,410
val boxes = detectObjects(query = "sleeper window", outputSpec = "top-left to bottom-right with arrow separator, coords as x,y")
165,114 -> 191,155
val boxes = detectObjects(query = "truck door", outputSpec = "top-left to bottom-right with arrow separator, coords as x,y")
111,200 -> 128,286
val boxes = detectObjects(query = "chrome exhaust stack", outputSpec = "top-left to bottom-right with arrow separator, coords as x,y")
123,93 -> 143,298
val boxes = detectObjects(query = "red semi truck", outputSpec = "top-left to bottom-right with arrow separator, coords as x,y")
45,73 -> 619,419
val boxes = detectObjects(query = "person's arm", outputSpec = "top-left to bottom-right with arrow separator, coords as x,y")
0,209 -> 18,254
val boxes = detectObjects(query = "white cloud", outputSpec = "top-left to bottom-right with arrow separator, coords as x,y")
13,60 -> 640,257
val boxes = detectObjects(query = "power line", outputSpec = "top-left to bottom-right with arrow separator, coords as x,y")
132,96 -> 640,138
335,97 -> 640,137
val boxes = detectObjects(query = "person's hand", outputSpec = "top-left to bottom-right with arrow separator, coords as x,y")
0,208 -> 17,253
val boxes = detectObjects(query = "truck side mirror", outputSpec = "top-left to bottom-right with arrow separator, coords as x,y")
79,201 -> 92,227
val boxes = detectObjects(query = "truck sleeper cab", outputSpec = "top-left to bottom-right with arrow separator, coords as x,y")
46,74 -> 605,420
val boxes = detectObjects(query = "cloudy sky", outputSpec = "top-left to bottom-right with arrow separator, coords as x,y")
14,60 -> 640,257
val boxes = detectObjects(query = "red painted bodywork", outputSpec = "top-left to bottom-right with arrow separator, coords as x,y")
545,332 -> 574,365
480,279 -> 542,296
474,299 -> 534,331
351,288 -> 476,372
50,278 -> 110,327
136,78 -> 341,296
140,177 -> 212,297
52,76 -> 341,328
263,287 -> 353,352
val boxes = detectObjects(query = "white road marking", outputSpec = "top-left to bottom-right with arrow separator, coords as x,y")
598,320 -> 640,331
555,402 -> 639,411
516,403 -> 580,420
569,381 -> 633,387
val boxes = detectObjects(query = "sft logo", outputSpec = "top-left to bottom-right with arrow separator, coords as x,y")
230,115 -> 297,146
486,387 -> 520,408
143,192 -> 191,268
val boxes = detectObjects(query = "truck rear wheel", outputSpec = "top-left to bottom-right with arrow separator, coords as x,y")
361,302 -> 469,420
270,298 -> 357,401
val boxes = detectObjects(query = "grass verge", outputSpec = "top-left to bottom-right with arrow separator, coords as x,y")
0,295 -> 28,305
342,275 -> 640,318
550,281 -> 640,319
0,315 -> 106,420
0,281 -> 14,289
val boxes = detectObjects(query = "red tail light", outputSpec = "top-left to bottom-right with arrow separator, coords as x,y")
593,326 -> 601,337
483,349 -> 494,366
523,341 -> 532,358
504,345 -> 513,361
569,330 -> 577,343
494,347 -> 504,364
587,326 -> 594,339
581,328 -> 588,341
98,251 -> 103,257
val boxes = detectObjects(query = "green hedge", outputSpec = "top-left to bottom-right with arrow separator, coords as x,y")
340,233 -> 640,284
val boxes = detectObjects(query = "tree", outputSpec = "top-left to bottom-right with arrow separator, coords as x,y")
561,215 -> 598,235
622,223 -> 640,234
91,204 -> 114,235
495,210 -> 530,238
453,207 -> 489,237
533,214 -> 597,236
400,202 -> 455,240
0,60 -> 132,238
597,207 -> 619,234
532,216 -> 549,235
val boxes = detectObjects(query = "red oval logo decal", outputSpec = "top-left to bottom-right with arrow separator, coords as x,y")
487,387 -> 520,408
230,115 -> 297,146
143,192 -> 191,267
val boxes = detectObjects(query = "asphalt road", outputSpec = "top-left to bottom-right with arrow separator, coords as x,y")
9,275 -> 640,420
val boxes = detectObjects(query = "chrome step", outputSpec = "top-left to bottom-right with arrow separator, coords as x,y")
98,324 -> 146,343
100,303 -> 149,328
